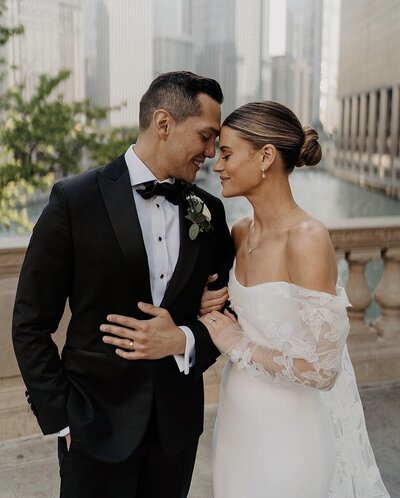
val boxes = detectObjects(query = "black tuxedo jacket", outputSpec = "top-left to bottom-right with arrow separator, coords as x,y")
12,155 -> 234,462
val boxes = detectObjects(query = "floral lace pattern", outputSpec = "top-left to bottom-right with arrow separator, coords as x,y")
228,281 -> 350,391
227,271 -> 390,497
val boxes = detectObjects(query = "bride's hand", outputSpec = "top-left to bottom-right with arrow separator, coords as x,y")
199,309 -> 243,354
199,274 -> 229,316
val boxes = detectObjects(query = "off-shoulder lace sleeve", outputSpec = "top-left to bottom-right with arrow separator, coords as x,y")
225,286 -> 351,391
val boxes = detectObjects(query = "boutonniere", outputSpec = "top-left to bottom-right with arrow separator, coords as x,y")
185,193 -> 212,240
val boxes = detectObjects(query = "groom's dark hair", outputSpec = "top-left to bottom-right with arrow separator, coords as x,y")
139,71 -> 223,130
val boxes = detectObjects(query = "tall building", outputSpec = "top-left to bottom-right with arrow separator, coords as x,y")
235,0 -> 270,107
1,0 -> 84,102
271,53 -> 295,110
320,0 -> 340,134
153,0 -> 194,75
84,0 -> 110,111
191,0 -> 270,116
335,0 -> 400,195
191,0 -> 237,115
84,0 -> 153,127
271,0 -> 323,127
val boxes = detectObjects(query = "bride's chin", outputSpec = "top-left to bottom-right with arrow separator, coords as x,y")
221,186 -> 242,198
221,191 -> 242,199
221,188 -> 234,198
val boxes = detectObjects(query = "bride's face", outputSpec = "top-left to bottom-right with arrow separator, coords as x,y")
214,126 -> 262,198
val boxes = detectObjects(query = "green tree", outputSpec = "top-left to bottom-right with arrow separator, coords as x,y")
0,0 -> 23,62
0,70 -> 139,231
87,126 -> 139,166
0,70 -> 107,228
0,4 -> 139,232
0,0 -> 27,230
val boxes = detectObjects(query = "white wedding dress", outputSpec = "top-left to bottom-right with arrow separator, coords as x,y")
213,264 -> 390,498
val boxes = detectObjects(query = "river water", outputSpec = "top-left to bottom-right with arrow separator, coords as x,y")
197,167 -> 400,226
7,167 -> 400,232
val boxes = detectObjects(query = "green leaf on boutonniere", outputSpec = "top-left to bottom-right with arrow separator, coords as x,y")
189,223 -> 200,240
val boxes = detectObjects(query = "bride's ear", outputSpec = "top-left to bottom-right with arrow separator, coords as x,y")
261,144 -> 276,169
259,144 -> 276,178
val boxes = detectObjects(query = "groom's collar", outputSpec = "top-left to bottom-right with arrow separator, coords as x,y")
124,145 -> 175,188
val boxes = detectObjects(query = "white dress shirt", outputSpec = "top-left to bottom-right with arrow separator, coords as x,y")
124,145 -> 195,373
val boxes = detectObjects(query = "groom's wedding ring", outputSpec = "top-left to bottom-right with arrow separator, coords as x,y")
129,340 -> 134,350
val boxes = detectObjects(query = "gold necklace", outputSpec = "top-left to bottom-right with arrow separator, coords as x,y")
247,204 -> 298,254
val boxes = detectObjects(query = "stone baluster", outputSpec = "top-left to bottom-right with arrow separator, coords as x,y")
373,248 -> 400,340
345,249 -> 379,343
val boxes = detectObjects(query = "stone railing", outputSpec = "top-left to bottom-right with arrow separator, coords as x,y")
1,217 -> 400,439
328,216 -> 400,384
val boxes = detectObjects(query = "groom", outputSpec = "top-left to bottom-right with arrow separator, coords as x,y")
12,71 -> 234,497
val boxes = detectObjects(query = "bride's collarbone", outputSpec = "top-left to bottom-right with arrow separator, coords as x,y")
235,244 -> 292,287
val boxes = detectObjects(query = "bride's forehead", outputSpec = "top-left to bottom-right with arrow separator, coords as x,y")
219,127 -> 248,148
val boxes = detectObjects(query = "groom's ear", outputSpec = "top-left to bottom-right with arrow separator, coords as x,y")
153,109 -> 172,139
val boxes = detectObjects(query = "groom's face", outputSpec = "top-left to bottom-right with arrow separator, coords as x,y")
165,93 -> 221,183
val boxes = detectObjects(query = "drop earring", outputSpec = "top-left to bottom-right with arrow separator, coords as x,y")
261,168 -> 266,179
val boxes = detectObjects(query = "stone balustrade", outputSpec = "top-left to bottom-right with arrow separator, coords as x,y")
1,217 -> 400,440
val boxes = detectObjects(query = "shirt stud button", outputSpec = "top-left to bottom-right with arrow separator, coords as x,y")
160,274 -> 164,279
158,236 -> 162,241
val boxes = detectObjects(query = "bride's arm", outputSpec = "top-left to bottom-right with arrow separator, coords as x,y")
200,294 -> 350,391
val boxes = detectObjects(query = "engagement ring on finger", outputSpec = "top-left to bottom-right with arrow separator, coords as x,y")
210,317 -> 217,322
129,340 -> 134,350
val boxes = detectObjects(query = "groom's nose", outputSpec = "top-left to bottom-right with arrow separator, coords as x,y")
204,140 -> 216,158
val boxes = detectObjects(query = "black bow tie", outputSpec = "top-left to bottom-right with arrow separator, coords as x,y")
137,180 -> 187,205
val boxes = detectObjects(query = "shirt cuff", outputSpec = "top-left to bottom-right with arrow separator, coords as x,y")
55,426 -> 70,437
174,326 -> 196,374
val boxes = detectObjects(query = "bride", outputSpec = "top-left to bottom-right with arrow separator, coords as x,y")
199,101 -> 390,497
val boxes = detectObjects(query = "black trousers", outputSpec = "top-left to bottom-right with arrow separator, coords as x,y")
58,414 -> 198,498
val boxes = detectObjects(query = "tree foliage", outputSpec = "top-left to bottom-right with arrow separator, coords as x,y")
0,69 -> 139,230
0,4 -> 138,232
87,125 -> 139,166
0,0 -> 23,52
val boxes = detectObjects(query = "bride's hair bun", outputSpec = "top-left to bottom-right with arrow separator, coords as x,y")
296,126 -> 322,167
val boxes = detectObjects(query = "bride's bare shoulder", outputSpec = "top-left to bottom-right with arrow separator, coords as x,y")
286,214 -> 337,292
231,217 -> 252,250
288,215 -> 330,242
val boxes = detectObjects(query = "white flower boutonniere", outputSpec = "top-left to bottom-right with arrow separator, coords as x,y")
185,194 -> 213,240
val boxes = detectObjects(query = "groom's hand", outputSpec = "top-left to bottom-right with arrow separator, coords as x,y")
199,274 -> 229,316
101,302 -> 186,360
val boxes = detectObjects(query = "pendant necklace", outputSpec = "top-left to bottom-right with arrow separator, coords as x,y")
247,204 -> 298,254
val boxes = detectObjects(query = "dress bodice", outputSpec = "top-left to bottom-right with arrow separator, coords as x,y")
229,264 -> 350,319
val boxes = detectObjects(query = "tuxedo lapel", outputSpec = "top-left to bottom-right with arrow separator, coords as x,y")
97,157 -> 153,304
160,200 -> 200,309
